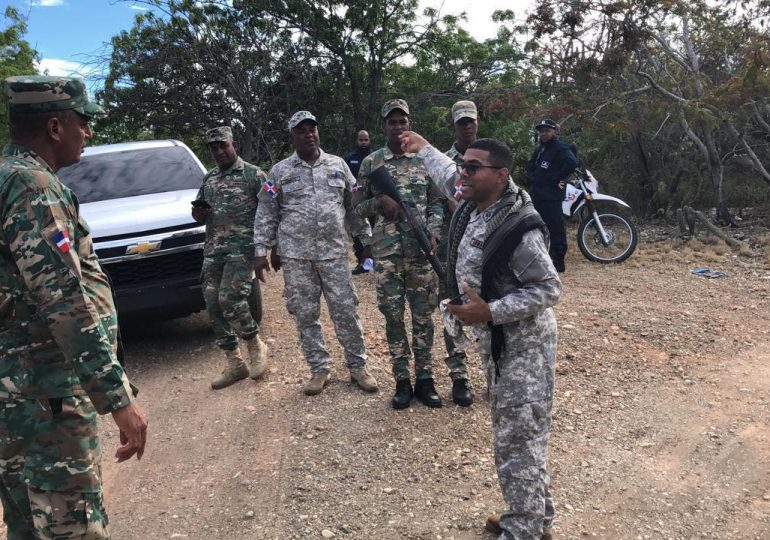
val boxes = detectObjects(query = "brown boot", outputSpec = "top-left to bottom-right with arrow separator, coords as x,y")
349,367 -> 378,393
211,349 -> 249,390
485,513 -> 502,535
303,372 -> 331,396
246,335 -> 268,379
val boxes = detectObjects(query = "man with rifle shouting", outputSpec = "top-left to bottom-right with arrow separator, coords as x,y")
399,130 -> 562,540
354,99 -> 445,410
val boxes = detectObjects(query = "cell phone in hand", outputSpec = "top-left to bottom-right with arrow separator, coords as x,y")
191,200 -> 211,209
449,293 -> 467,305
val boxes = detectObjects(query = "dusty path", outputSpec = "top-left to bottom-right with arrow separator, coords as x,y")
9,238 -> 769,539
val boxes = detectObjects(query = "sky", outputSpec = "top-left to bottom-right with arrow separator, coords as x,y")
7,0 -> 534,85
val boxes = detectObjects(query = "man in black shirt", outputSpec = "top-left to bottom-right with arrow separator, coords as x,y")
527,119 -> 578,272
345,130 -> 373,274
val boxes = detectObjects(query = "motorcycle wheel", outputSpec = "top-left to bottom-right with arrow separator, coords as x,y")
248,277 -> 263,325
577,211 -> 638,264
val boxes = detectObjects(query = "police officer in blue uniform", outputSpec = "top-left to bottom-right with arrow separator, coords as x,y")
527,119 -> 578,272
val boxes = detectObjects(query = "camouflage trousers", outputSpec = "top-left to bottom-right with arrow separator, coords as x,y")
282,257 -> 367,373
202,254 -> 259,351
374,254 -> 437,381
438,271 -> 468,381
482,338 -> 556,540
0,396 -> 109,539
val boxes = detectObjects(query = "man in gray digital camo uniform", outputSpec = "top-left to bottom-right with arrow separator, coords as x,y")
193,126 -> 269,390
401,130 -> 561,540
0,75 -> 148,539
253,111 -> 378,396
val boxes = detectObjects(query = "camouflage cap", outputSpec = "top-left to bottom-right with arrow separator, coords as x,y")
381,99 -> 410,119
451,100 -> 477,123
288,110 -> 318,131
5,75 -> 105,118
206,126 -> 233,143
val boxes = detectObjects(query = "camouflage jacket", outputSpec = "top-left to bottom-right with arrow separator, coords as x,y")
254,150 -> 371,260
419,145 -> 561,367
0,143 -> 133,412
446,143 -> 463,163
197,157 -> 266,258
354,147 -> 444,258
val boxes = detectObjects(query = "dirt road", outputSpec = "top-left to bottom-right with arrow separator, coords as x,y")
86,241 -> 770,538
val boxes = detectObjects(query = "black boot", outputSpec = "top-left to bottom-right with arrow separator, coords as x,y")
414,378 -> 442,408
391,379 -> 413,409
451,379 -> 473,407
553,257 -> 565,273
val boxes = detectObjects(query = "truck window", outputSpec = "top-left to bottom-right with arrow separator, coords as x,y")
59,146 -> 204,203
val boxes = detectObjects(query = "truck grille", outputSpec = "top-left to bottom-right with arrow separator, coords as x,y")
104,249 -> 203,288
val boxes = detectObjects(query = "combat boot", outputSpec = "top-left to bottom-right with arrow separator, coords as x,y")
485,514 -> 553,540
246,335 -> 269,380
485,514 -> 502,535
391,379 -> 413,409
304,372 -> 331,396
451,379 -> 473,407
211,349 -> 249,390
349,367 -> 379,393
414,378 -> 442,408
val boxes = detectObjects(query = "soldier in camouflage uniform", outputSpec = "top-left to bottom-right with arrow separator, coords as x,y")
354,99 -> 444,410
401,131 -> 561,540
437,100 -> 481,407
193,127 -> 269,390
0,76 -> 149,539
253,111 -> 377,396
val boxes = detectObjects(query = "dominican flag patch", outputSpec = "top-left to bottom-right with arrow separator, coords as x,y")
52,230 -> 71,254
453,179 -> 463,201
352,182 -> 364,192
262,180 -> 278,199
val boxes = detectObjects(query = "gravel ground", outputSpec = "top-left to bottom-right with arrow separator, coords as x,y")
6,225 -> 770,539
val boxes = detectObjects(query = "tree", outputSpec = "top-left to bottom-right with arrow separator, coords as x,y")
524,0 -> 770,223
0,7 -> 38,146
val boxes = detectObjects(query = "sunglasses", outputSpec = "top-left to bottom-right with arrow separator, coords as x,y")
456,162 -> 504,176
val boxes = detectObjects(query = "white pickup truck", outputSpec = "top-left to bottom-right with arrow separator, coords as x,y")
59,139 -> 261,322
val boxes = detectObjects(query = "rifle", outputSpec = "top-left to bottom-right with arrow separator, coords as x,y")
368,166 -> 446,282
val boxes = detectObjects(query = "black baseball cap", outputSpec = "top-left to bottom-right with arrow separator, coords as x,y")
535,118 -> 559,130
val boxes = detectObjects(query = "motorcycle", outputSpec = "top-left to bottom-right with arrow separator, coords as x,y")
562,169 -> 638,264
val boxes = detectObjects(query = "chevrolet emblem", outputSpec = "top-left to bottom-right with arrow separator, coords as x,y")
126,241 -> 161,255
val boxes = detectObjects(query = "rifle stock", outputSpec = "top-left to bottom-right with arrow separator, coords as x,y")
368,167 -> 446,282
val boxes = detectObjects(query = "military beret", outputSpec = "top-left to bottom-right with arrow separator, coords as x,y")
206,126 -> 234,143
5,75 -> 105,118
381,99 -> 410,119
451,100 -> 478,123
288,111 -> 318,131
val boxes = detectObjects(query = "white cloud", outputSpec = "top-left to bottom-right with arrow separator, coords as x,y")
28,0 -> 65,7
129,4 -> 150,10
37,58 -> 90,77
422,0 -> 531,41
